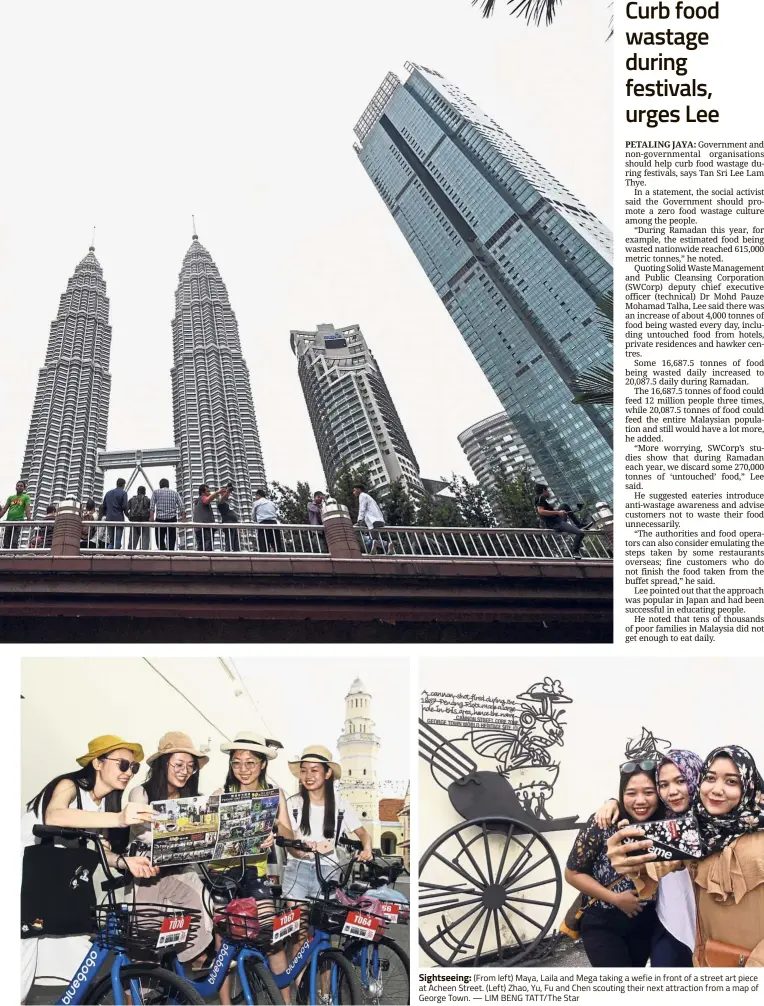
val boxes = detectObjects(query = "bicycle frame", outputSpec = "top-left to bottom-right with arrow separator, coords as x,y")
168,927 -> 333,1003
54,941 -> 135,1005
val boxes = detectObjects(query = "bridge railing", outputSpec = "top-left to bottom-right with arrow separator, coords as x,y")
80,520 -> 328,555
355,525 -> 611,561
0,520 -> 55,551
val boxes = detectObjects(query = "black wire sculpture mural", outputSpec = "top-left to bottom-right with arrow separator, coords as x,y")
419,679 -> 584,967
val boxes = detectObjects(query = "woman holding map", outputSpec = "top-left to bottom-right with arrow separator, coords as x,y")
128,731 -> 214,964
210,730 -> 293,1006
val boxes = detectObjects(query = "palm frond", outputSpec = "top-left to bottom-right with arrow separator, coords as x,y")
473,0 -> 562,25
572,364 -> 614,406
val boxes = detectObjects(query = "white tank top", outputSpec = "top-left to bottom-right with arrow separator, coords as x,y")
21,785 -> 105,849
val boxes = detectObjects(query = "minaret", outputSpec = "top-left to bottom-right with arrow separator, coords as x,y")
20,242 -> 113,515
170,228 -> 265,518
337,677 -> 381,844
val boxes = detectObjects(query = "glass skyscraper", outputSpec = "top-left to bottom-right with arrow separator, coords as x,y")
458,411 -> 543,498
20,245 -> 112,516
171,232 -> 265,519
354,63 -> 613,503
290,322 -> 423,497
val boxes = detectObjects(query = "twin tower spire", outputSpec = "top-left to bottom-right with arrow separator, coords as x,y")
20,232 -> 265,519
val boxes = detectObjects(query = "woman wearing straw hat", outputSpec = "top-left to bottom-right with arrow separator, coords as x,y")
128,731 -> 214,964
210,731 -> 294,1005
283,745 -> 373,907
21,735 -> 159,1003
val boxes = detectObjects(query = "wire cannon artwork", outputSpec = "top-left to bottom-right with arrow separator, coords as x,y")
419,679 -> 583,967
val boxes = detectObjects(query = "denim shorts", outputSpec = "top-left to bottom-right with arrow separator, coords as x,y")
281,858 -> 323,901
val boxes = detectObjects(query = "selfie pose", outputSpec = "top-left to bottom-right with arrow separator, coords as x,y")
129,731 -> 213,963
565,760 -> 661,966
21,736 -> 157,1002
607,745 -> 764,967
595,749 -> 703,967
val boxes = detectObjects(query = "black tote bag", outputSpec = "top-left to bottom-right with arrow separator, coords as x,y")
20,789 -> 100,938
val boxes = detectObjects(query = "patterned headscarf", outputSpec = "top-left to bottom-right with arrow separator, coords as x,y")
659,749 -> 703,817
693,745 -> 764,855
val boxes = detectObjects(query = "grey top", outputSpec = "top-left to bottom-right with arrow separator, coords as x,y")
193,494 -> 215,524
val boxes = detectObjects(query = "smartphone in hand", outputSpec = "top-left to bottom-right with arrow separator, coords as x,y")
625,813 -> 703,860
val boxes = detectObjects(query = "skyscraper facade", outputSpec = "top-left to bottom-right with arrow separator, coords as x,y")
171,233 -> 265,519
20,247 -> 112,516
290,322 -> 423,496
354,63 -> 613,503
458,412 -> 543,497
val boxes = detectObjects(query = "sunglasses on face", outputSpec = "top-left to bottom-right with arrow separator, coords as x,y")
103,757 -> 140,775
620,759 -> 656,774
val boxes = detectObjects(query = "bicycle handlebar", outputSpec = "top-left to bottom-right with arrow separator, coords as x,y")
276,836 -> 357,897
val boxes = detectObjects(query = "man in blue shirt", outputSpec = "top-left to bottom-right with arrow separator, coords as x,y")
100,478 -> 129,549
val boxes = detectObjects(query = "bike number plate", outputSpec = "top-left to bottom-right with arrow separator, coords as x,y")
156,914 -> 191,948
342,910 -> 379,941
272,907 -> 301,943
379,903 -> 400,924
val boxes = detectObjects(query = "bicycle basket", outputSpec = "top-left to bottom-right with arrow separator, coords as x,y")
308,899 -> 355,936
93,903 -> 202,956
214,900 -> 272,949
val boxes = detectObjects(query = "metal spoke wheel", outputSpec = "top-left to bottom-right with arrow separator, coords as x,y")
418,816 -> 562,967
83,964 -> 205,1004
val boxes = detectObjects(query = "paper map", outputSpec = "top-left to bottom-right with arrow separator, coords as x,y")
150,788 -> 280,867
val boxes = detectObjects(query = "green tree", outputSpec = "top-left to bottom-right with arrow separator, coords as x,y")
382,479 -> 416,526
329,462 -> 374,523
445,474 -> 496,527
269,480 -> 316,525
415,491 -> 465,528
572,292 -> 614,407
489,466 -> 541,528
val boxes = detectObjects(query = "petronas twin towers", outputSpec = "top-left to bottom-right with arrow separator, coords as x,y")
21,234 -> 265,519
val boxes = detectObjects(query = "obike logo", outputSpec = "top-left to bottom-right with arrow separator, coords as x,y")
207,942 -> 231,986
285,939 -> 313,975
61,948 -> 100,1004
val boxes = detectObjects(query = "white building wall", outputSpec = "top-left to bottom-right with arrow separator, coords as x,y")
21,657 -> 296,810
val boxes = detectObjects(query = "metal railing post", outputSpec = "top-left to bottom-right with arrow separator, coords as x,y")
322,503 -> 362,559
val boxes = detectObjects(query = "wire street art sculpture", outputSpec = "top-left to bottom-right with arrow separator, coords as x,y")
419,678 -> 584,967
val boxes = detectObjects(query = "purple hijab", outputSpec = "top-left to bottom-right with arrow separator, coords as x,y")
659,748 -> 703,817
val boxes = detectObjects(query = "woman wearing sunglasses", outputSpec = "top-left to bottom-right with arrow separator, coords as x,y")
21,735 -> 159,1003
592,750 -> 703,967
208,731 -> 294,1005
564,760 -> 662,966
607,745 -> 764,967
129,731 -> 214,964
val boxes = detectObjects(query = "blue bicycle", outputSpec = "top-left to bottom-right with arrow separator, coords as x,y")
30,824 -> 204,1005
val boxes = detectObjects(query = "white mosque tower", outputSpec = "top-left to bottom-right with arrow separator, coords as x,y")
337,677 -> 381,844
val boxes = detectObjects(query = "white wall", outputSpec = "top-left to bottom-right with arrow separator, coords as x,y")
418,657 -> 763,965
21,657 -> 296,807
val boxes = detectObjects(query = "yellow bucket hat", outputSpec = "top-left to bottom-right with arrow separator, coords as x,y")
77,734 -> 145,767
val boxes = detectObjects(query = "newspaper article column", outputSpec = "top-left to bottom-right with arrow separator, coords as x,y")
620,1 -> 764,644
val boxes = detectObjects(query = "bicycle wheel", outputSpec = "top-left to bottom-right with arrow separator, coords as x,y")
84,963 -> 204,1004
296,948 -> 364,1005
344,936 -> 410,1004
240,956 -> 283,1004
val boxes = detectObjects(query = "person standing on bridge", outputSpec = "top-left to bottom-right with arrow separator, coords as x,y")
194,484 -> 222,552
149,478 -> 186,551
100,478 -> 129,550
534,484 -> 585,557
1,479 -> 32,550
127,486 -> 151,550
353,483 -> 388,555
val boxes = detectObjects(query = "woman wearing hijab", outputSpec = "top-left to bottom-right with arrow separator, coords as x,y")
608,745 -> 764,967
594,749 -> 703,967
565,761 -> 662,966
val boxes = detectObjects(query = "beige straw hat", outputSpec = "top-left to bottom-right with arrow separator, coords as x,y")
146,731 -> 209,768
220,730 -> 279,760
288,744 -> 342,780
